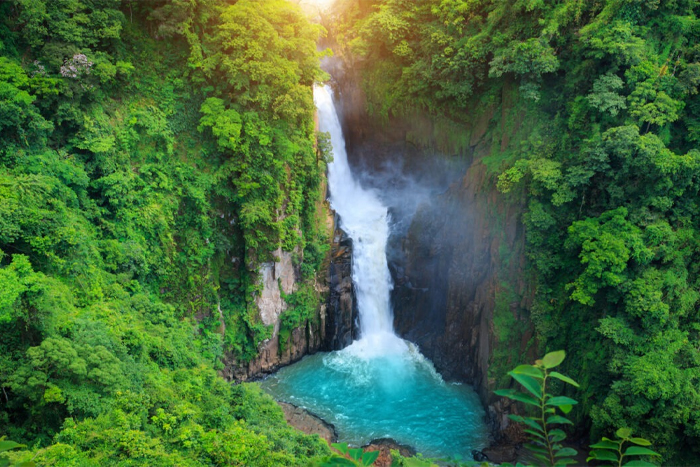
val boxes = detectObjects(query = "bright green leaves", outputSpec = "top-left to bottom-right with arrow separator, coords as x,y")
0,57 -> 53,155
509,373 -> 543,398
587,430 -> 660,466
198,98 -> 243,151
549,372 -> 580,387
541,350 -> 565,369
489,38 -> 559,101
500,352 -> 661,467
203,0 -> 326,124
628,80 -> 683,128
496,351 -> 579,466
321,443 -> 380,467
587,73 -> 627,117
15,0 -> 124,49
0,436 -> 35,467
566,207 -> 645,306
489,38 -> 560,79
0,254 -> 47,326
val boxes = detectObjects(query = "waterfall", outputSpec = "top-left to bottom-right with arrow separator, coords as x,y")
260,86 -> 490,458
315,85 -> 406,356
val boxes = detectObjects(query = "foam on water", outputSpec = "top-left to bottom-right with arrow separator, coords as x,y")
261,86 -> 489,459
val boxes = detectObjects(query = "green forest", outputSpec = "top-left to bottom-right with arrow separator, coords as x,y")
0,0 -> 333,464
329,0 -> 700,464
2,0 -> 700,466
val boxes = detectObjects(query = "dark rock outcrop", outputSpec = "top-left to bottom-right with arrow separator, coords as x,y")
326,218 -> 357,350
278,401 -> 337,445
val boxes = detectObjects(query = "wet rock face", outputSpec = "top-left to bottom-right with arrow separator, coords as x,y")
222,212 -> 355,381
333,66 -> 534,442
392,162 -> 507,382
326,220 -> 357,350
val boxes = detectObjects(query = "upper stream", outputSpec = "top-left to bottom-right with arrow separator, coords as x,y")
261,85 -> 489,459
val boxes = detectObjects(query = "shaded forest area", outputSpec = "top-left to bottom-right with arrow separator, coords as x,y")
329,0 -> 700,463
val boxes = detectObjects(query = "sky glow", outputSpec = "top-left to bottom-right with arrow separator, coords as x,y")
297,0 -> 335,13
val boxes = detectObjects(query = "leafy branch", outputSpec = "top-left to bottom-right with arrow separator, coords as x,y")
495,350 -> 579,467
588,428 -> 660,467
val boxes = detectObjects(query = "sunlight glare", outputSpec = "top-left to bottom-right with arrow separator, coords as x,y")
298,0 -> 335,13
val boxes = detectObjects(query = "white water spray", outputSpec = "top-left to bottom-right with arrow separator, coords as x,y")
315,85 -> 408,358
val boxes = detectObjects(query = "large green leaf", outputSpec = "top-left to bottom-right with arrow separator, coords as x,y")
0,441 -> 25,453
621,461 -> 658,467
331,443 -> 349,455
542,350 -> 566,369
624,446 -> 660,457
555,447 -> 578,457
547,415 -> 573,425
587,450 -> 619,462
524,428 -> 548,441
549,371 -> 579,387
495,389 -> 540,406
629,438 -> 652,446
510,414 -> 544,434
546,396 -> 578,407
348,448 -> 363,461
616,428 -> 633,439
512,365 -> 544,379
554,459 -> 577,466
590,439 -> 620,450
548,429 -> 566,443
361,450 -> 380,466
524,444 -> 549,456
530,452 -> 551,464
321,457 -> 356,466
509,372 -> 543,398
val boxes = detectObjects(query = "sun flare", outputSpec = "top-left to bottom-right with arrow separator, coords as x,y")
298,0 -> 335,13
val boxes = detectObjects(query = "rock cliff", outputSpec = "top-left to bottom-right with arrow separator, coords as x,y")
223,210 -> 356,381
333,67 -> 536,442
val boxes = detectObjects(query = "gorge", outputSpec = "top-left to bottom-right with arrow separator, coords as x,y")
3,0 -> 700,465
261,85 -> 490,459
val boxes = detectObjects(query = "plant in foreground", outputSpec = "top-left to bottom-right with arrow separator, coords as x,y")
497,351 -> 660,467
314,442 -> 380,466
588,428 -> 661,467
495,350 -> 580,466
0,438 -> 34,467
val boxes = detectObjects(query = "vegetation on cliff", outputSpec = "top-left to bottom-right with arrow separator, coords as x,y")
332,0 -> 700,462
0,0 -> 331,464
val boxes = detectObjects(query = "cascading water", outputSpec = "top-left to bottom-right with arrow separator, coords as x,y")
261,85 -> 489,459
318,83 -> 405,357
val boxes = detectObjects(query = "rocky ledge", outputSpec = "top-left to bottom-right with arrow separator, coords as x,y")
277,401 -> 337,445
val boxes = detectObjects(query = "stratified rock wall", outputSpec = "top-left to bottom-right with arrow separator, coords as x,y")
334,66 -> 535,441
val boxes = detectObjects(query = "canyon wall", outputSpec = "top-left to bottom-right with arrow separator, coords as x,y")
334,68 -> 536,440
222,209 -> 356,381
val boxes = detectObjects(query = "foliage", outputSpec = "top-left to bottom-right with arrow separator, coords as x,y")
312,443 -> 380,467
588,428 -> 661,467
0,0 -> 331,464
0,438 -> 34,467
333,0 -> 700,462
495,351 -> 579,466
